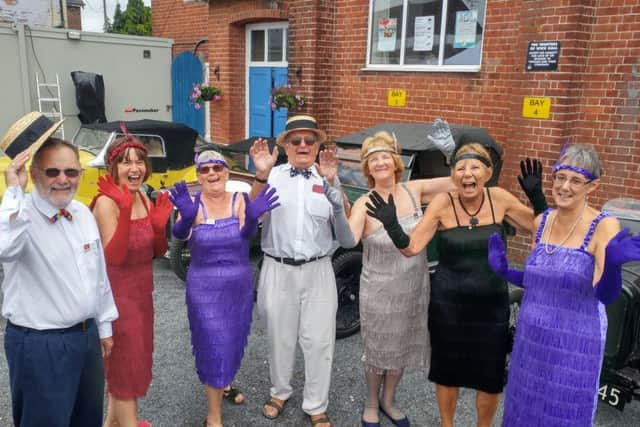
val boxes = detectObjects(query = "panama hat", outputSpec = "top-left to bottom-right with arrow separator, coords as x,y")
276,115 -> 327,146
0,112 -> 64,159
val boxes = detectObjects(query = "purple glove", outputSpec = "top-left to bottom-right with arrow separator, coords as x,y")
240,184 -> 280,238
168,181 -> 201,239
488,232 -> 524,286
594,227 -> 640,304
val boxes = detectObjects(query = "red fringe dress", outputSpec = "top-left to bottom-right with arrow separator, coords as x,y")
103,212 -> 155,398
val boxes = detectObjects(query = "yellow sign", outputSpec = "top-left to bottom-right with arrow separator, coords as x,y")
387,89 -> 406,107
522,97 -> 551,119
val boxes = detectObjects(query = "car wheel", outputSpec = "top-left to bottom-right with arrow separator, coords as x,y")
333,250 -> 362,339
169,238 -> 190,282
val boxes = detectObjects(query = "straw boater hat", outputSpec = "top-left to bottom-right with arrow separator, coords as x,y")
0,112 -> 64,159
276,115 -> 327,146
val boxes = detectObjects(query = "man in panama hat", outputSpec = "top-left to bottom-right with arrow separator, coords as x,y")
249,115 -> 355,427
0,112 -> 118,427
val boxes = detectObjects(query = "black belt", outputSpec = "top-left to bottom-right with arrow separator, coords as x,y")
265,253 -> 324,266
7,318 -> 94,333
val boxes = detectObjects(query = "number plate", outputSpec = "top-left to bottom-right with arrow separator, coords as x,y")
598,383 -> 627,410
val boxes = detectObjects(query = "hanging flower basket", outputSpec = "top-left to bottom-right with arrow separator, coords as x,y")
270,84 -> 307,112
191,83 -> 222,110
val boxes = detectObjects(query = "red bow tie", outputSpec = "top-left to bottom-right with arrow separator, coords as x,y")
50,209 -> 73,223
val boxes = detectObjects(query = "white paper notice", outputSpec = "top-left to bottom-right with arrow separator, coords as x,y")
414,16 -> 434,51
454,10 -> 477,49
377,18 -> 397,52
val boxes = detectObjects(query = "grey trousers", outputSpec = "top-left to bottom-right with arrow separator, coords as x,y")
257,256 -> 337,415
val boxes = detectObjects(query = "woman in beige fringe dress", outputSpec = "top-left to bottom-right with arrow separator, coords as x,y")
346,131 -> 455,426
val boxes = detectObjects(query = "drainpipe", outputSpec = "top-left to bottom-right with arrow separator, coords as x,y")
59,0 -> 68,29
204,62 -> 211,141
15,23 -> 31,114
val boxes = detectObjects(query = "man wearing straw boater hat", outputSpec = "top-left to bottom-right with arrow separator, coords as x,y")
0,112 -> 118,427
249,115 -> 355,427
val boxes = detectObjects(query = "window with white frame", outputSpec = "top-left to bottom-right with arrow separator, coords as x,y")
367,0 -> 486,71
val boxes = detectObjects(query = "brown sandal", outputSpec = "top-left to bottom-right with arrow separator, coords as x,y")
262,397 -> 287,420
309,414 -> 332,426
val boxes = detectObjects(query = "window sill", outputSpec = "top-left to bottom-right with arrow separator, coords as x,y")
361,65 -> 481,73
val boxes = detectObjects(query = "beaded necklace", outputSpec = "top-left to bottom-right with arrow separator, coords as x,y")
542,202 -> 586,254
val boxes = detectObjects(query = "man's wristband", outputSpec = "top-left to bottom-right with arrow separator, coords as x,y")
255,176 -> 268,184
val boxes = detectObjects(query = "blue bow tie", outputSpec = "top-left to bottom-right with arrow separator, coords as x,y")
290,168 -> 312,179
49,209 -> 73,224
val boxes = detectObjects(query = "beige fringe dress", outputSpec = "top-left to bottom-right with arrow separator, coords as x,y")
359,184 -> 430,373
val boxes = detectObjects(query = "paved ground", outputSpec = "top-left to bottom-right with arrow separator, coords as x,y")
0,259 -> 639,426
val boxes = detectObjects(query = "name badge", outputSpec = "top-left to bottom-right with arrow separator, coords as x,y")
312,184 -> 324,194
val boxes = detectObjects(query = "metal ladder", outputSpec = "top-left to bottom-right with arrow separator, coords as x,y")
35,73 -> 64,139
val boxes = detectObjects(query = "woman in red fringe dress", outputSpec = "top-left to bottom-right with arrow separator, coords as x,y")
92,128 -> 172,427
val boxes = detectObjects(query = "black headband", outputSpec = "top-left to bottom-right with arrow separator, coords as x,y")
285,119 -> 319,132
5,115 -> 54,158
451,152 -> 492,167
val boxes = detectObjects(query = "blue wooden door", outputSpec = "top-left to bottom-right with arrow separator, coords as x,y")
248,66 -> 288,138
248,67 -> 272,137
171,52 -> 203,135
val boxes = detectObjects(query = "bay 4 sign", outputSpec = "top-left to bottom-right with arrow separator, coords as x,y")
522,97 -> 551,119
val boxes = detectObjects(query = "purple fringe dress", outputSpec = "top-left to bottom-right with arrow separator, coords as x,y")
503,210 -> 609,426
186,193 -> 253,388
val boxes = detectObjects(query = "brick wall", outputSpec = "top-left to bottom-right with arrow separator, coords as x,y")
67,6 -> 81,30
154,0 -> 640,261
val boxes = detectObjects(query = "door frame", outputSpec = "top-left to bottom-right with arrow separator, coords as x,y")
244,21 -> 289,137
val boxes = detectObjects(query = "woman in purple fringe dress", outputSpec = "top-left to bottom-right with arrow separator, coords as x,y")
169,150 -> 279,427
489,144 -> 640,426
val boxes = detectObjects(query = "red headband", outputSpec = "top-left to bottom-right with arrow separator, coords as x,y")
108,122 -> 148,164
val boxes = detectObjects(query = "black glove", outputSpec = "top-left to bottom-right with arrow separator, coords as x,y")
517,158 -> 548,216
365,191 -> 410,249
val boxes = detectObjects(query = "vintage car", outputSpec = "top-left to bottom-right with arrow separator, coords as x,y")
167,123 -> 510,339
0,119 -> 203,206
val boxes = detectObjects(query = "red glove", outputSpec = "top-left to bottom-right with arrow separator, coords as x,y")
97,175 -> 133,210
97,175 -> 133,266
150,192 -> 172,257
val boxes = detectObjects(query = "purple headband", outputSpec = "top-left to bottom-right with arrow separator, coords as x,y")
552,163 -> 596,181
194,152 -> 228,169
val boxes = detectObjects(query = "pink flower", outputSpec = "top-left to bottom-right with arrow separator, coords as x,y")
194,103 -> 201,110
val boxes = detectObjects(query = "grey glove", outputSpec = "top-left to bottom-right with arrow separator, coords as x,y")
428,118 -> 456,160
323,180 -> 345,214
324,180 -> 356,248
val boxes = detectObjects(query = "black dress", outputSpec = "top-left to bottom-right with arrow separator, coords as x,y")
428,188 -> 509,394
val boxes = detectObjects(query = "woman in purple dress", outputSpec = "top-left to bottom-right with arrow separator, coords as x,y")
489,144 -> 640,426
169,150 -> 279,427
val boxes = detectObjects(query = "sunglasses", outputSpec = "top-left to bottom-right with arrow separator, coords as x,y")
288,136 -> 317,146
41,168 -> 82,178
198,164 -> 226,174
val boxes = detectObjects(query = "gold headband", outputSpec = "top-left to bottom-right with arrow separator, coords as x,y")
362,146 -> 396,160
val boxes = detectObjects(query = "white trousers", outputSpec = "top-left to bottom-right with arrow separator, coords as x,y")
258,256 -> 337,415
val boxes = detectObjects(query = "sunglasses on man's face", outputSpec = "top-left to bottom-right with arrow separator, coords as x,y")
41,168 -> 82,178
288,136 -> 317,146
198,164 -> 226,174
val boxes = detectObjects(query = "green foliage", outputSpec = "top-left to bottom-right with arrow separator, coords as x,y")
109,0 -> 152,36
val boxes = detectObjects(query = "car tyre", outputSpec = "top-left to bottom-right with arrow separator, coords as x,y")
333,250 -> 362,339
169,238 -> 189,282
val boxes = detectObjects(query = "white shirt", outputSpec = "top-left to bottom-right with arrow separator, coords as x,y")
261,163 -> 335,259
0,186 -> 118,338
